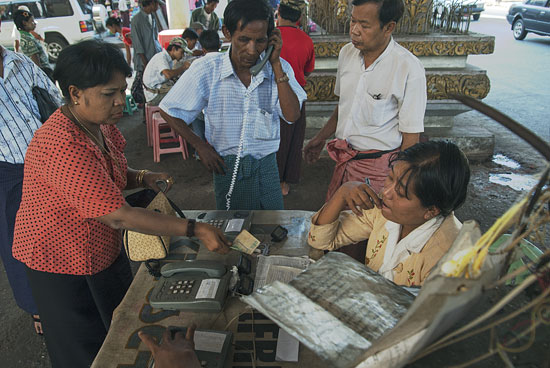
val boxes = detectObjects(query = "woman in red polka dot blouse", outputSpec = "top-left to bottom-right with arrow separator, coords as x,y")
11,40 -> 230,368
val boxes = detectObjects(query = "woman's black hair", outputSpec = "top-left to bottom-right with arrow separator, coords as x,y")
14,9 -> 33,31
53,40 -> 132,102
388,140 -> 470,217
223,0 -> 274,36
105,16 -> 122,28
181,28 -> 199,40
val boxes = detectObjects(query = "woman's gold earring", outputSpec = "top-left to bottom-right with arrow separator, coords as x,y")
74,101 -> 79,105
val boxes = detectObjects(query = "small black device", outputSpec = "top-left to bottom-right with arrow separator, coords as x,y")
270,225 -> 288,242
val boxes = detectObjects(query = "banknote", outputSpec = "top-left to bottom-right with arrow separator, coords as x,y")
231,230 -> 260,255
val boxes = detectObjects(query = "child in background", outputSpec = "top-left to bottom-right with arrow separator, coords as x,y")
106,17 -> 132,66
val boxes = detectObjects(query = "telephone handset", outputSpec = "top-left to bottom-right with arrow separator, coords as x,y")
149,260 -> 230,312
250,45 -> 274,76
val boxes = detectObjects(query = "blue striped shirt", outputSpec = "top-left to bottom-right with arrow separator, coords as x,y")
160,50 -> 307,159
0,48 -> 63,164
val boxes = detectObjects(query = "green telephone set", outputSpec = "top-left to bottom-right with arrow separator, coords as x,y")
149,260 -> 231,312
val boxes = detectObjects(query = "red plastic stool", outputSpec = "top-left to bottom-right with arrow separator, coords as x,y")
152,113 -> 189,162
145,104 -> 161,147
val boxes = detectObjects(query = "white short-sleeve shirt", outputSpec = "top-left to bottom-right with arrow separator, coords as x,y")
335,39 -> 426,151
142,49 -> 173,102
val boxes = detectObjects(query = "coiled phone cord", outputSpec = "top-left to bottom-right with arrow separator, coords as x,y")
225,93 -> 250,210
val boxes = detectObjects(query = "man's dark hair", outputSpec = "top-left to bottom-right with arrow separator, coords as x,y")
53,40 -> 132,103
182,28 -> 199,40
105,16 -> 122,28
140,0 -> 158,8
166,44 -> 181,52
206,0 -> 219,3
388,140 -> 470,217
351,0 -> 404,26
199,30 -> 220,52
14,9 -> 33,31
223,0 -> 274,36
278,3 -> 301,23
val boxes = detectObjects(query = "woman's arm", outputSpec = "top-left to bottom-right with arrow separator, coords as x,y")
30,53 -> 41,68
126,168 -> 173,192
125,44 -> 132,66
97,203 -> 230,253
315,181 -> 381,225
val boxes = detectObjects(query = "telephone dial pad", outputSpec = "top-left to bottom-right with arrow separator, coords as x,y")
160,279 -> 198,301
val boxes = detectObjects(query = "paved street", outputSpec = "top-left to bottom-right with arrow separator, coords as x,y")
0,5 -> 549,367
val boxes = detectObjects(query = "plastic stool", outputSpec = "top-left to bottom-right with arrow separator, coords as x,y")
145,104 -> 161,146
152,113 -> 188,162
124,94 -> 138,116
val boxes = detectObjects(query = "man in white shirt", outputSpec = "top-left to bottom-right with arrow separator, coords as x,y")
303,0 -> 426,200
142,37 -> 191,106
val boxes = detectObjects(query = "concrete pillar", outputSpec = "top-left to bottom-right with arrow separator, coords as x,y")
166,0 -> 190,29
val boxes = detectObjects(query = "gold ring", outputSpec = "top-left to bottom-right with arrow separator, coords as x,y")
166,177 -> 174,185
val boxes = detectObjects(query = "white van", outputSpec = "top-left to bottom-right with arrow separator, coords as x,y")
0,0 -> 96,61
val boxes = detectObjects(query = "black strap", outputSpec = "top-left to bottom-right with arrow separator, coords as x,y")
351,148 -> 398,160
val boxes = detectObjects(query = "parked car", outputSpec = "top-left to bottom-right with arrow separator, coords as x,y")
507,0 -> 550,40
434,0 -> 485,22
0,0 -> 96,61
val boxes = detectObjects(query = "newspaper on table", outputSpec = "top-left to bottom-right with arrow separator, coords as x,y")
254,255 -> 311,290
243,252 -> 414,368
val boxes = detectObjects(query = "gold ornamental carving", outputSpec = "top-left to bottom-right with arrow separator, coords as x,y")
399,39 -> 494,56
305,73 -> 490,101
427,73 -> 490,100
314,42 -> 349,58
313,38 -> 494,58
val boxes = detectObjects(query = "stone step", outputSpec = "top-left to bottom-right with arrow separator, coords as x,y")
306,99 -> 472,130
303,115 -> 495,162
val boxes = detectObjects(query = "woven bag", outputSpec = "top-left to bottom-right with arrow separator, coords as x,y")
123,191 -> 179,262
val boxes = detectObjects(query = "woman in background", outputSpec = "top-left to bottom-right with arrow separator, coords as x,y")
13,9 -> 52,79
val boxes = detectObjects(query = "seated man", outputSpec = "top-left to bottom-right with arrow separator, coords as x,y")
143,37 -> 191,106
182,28 -> 203,56
308,141 -> 470,287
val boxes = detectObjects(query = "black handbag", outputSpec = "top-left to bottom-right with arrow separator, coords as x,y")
32,86 -> 58,124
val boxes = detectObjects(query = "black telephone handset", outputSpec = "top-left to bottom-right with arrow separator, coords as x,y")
250,45 -> 274,76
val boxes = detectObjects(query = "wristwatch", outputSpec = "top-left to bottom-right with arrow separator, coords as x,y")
276,73 -> 290,84
186,219 -> 196,238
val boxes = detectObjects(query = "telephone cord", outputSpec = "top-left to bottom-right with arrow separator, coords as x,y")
225,93 -> 250,210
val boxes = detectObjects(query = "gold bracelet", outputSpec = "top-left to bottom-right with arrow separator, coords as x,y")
275,73 -> 289,84
136,169 -> 150,187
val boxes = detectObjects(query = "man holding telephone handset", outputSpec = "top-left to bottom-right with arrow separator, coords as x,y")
160,0 -> 307,210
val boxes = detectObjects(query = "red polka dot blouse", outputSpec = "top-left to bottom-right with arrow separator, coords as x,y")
13,109 -> 128,275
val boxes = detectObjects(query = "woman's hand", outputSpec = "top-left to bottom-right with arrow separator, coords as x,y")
139,326 -> 200,368
337,181 -> 382,216
143,171 -> 175,193
195,223 -> 231,254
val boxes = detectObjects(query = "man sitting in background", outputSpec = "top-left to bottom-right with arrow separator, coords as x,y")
182,28 -> 203,56
142,37 -> 191,106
